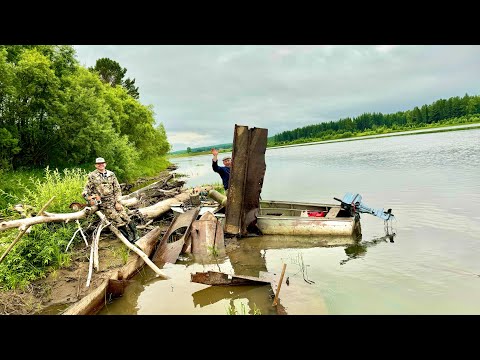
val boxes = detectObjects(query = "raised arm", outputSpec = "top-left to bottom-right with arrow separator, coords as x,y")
211,148 -> 219,162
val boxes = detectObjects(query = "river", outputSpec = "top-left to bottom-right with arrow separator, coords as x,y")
99,127 -> 480,315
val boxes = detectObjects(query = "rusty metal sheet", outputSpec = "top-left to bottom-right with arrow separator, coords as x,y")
107,279 -> 135,298
224,124 -> 268,236
152,207 -> 200,266
224,125 -> 249,235
241,127 -> 268,235
191,271 -> 271,286
189,211 -> 225,256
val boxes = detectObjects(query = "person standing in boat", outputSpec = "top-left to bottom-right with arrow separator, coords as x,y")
211,148 -> 232,196
82,157 -> 139,243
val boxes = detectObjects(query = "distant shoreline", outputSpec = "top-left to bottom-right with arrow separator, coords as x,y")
169,123 -> 480,158
266,123 -> 480,151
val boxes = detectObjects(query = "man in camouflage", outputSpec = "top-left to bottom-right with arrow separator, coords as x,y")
82,157 -> 139,243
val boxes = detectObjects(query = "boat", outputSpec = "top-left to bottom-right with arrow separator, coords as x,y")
171,199 -> 360,236
171,191 -> 395,238
254,199 -> 361,236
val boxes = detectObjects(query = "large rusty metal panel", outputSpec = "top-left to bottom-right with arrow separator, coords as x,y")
151,207 -> 200,266
241,127 -> 267,234
191,271 -> 271,286
224,125 -> 249,235
190,211 -> 225,256
224,124 -> 267,236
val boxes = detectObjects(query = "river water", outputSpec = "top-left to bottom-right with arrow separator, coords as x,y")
99,128 -> 480,315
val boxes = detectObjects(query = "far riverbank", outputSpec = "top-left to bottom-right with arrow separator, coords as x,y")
168,122 -> 480,158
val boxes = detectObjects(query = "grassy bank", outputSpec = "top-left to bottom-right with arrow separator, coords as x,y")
0,159 -> 172,291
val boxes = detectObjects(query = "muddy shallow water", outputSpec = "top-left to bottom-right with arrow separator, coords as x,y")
99,128 -> 480,315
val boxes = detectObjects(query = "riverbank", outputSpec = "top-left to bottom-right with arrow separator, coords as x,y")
267,123 -> 480,151
168,122 -> 480,158
0,170 -> 183,315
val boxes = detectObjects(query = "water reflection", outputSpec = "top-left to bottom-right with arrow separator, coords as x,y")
227,234 -> 356,277
191,284 -> 277,315
340,233 -> 396,266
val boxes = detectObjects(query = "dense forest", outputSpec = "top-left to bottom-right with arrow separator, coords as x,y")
269,94 -> 480,146
0,45 -> 170,181
172,93 -> 480,156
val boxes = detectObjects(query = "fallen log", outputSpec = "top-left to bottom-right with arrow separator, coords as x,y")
124,174 -> 173,200
0,186 -> 212,232
0,207 -> 93,232
137,186 -> 211,219
0,197 -> 55,263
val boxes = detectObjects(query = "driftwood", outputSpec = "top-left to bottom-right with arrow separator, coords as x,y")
62,226 -> 163,315
272,263 -> 287,306
0,197 -> 55,264
124,174 -> 173,200
0,186 -> 212,232
95,211 -> 169,280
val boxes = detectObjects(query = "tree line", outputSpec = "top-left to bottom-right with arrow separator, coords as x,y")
269,94 -> 480,145
0,45 -> 170,181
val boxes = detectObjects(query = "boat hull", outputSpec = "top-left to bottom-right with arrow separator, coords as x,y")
256,199 -> 361,236
256,216 -> 358,236
171,199 -> 362,237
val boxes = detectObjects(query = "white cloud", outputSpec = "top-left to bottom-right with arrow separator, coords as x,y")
375,45 -> 399,53
73,45 -> 480,152
167,132 -> 215,150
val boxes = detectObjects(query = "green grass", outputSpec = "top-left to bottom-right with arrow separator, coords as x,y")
226,301 -> 261,315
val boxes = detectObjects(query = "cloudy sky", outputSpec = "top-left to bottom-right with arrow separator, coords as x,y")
73,45 -> 480,152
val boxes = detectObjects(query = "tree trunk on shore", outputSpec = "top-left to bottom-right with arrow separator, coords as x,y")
0,186 -> 212,232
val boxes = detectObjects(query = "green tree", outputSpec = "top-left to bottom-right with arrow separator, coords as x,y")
91,58 -> 127,87
90,58 -> 139,99
123,78 -> 139,99
187,147 -> 192,153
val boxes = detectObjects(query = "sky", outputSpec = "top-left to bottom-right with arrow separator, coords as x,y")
73,45 -> 480,152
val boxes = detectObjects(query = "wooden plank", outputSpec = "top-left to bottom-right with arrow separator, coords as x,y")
325,207 -> 341,218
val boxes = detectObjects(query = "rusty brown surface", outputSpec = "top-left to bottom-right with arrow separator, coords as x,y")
224,125 -> 249,235
152,207 -> 200,266
241,127 -> 268,235
189,212 -> 225,256
224,124 -> 267,236
107,279 -> 135,298
191,271 -> 271,286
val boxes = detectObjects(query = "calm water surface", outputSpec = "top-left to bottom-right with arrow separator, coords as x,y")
99,129 -> 480,315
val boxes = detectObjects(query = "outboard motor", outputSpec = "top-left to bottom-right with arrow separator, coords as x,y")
334,192 -> 394,221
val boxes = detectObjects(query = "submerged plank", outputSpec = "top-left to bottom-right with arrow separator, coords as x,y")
191,271 -> 271,286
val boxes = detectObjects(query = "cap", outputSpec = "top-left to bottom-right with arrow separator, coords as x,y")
95,157 -> 106,164
222,156 -> 232,161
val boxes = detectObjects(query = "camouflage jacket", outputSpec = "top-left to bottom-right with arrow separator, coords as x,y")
83,169 -> 122,203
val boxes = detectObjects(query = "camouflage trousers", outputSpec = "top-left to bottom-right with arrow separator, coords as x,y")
100,201 -> 131,227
